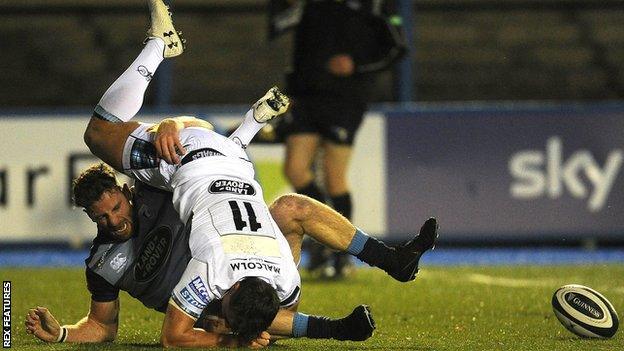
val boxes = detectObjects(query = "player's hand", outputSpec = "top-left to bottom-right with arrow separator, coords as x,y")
148,118 -> 187,164
25,306 -> 62,343
248,331 -> 271,349
327,54 -> 355,77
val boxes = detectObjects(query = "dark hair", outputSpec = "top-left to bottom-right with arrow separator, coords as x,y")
228,277 -> 280,342
73,163 -> 119,208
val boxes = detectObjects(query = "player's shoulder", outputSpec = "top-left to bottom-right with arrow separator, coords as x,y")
84,231 -> 117,267
133,181 -> 172,200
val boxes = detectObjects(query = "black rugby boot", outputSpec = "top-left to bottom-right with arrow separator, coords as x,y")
389,217 -> 439,282
333,305 -> 376,341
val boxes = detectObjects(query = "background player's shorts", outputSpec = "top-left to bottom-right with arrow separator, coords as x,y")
278,97 -> 366,145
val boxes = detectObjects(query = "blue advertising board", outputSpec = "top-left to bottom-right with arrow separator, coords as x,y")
386,109 -> 624,241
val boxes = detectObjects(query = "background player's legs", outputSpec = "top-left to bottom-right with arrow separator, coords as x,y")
322,142 -> 353,200
322,141 -> 355,276
283,134 -> 323,196
283,134 -> 336,274
95,39 -> 165,122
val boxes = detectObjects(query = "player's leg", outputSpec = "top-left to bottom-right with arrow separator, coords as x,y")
283,134 -> 322,194
96,0 -> 183,123
321,142 -> 355,277
197,302 -> 375,342
322,142 -> 352,198
229,87 -> 290,148
270,193 -> 439,282
276,305 -> 375,341
84,0 -> 184,170
282,135 -> 336,274
271,194 -> 354,254
319,100 -> 365,277
281,98 -> 326,202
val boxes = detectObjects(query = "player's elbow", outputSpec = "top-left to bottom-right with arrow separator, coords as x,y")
83,118 -> 100,149
96,323 -> 118,343
160,334 -> 173,348
101,331 -> 117,343
160,332 -> 181,348
83,116 -> 112,152
160,327 -> 183,348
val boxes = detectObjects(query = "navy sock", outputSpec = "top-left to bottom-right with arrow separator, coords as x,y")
296,181 -> 326,204
305,315 -> 342,339
354,233 -> 396,272
330,192 -> 352,220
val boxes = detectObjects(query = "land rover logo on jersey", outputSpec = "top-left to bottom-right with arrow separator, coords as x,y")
110,253 -> 127,272
134,227 -> 172,282
209,179 -> 256,196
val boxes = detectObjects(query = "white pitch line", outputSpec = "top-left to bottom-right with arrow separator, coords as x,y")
466,274 -> 624,295
467,273 -> 556,288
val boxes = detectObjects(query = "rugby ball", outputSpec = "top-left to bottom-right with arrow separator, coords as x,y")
551,284 -> 618,338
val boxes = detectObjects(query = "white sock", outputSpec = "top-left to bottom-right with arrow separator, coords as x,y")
229,109 -> 266,149
95,39 -> 165,122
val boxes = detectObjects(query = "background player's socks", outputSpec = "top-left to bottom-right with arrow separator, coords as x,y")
95,38 -> 165,122
297,181 -> 330,271
296,181 -> 326,204
348,228 -> 397,273
229,109 -> 267,148
330,192 -> 352,219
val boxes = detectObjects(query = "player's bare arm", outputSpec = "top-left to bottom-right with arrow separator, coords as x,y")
84,115 -> 213,171
25,299 -> 119,343
84,117 -> 140,172
160,301 -> 270,349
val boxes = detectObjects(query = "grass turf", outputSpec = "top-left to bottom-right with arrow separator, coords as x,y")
2,265 -> 623,350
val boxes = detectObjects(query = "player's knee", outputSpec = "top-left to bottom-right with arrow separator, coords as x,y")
283,164 -> 310,188
270,194 -> 313,222
324,175 -> 349,196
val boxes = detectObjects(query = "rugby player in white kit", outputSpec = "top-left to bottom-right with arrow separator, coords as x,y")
78,0 -> 305,345
119,92 -> 302,346
78,0 -> 436,348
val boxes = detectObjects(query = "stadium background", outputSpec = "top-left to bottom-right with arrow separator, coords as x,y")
1,0 -> 624,349
2,0 -> 624,245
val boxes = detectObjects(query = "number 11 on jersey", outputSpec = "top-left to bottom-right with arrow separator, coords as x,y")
228,200 -> 262,232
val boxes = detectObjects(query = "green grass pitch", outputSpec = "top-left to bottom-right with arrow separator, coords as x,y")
3,265 -> 623,350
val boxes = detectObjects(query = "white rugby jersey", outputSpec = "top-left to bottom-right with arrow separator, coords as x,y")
122,124 -> 301,315
122,124 -> 252,192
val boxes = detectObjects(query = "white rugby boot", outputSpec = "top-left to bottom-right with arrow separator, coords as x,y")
252,86 -> 291,123
146,0 -> 185,58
